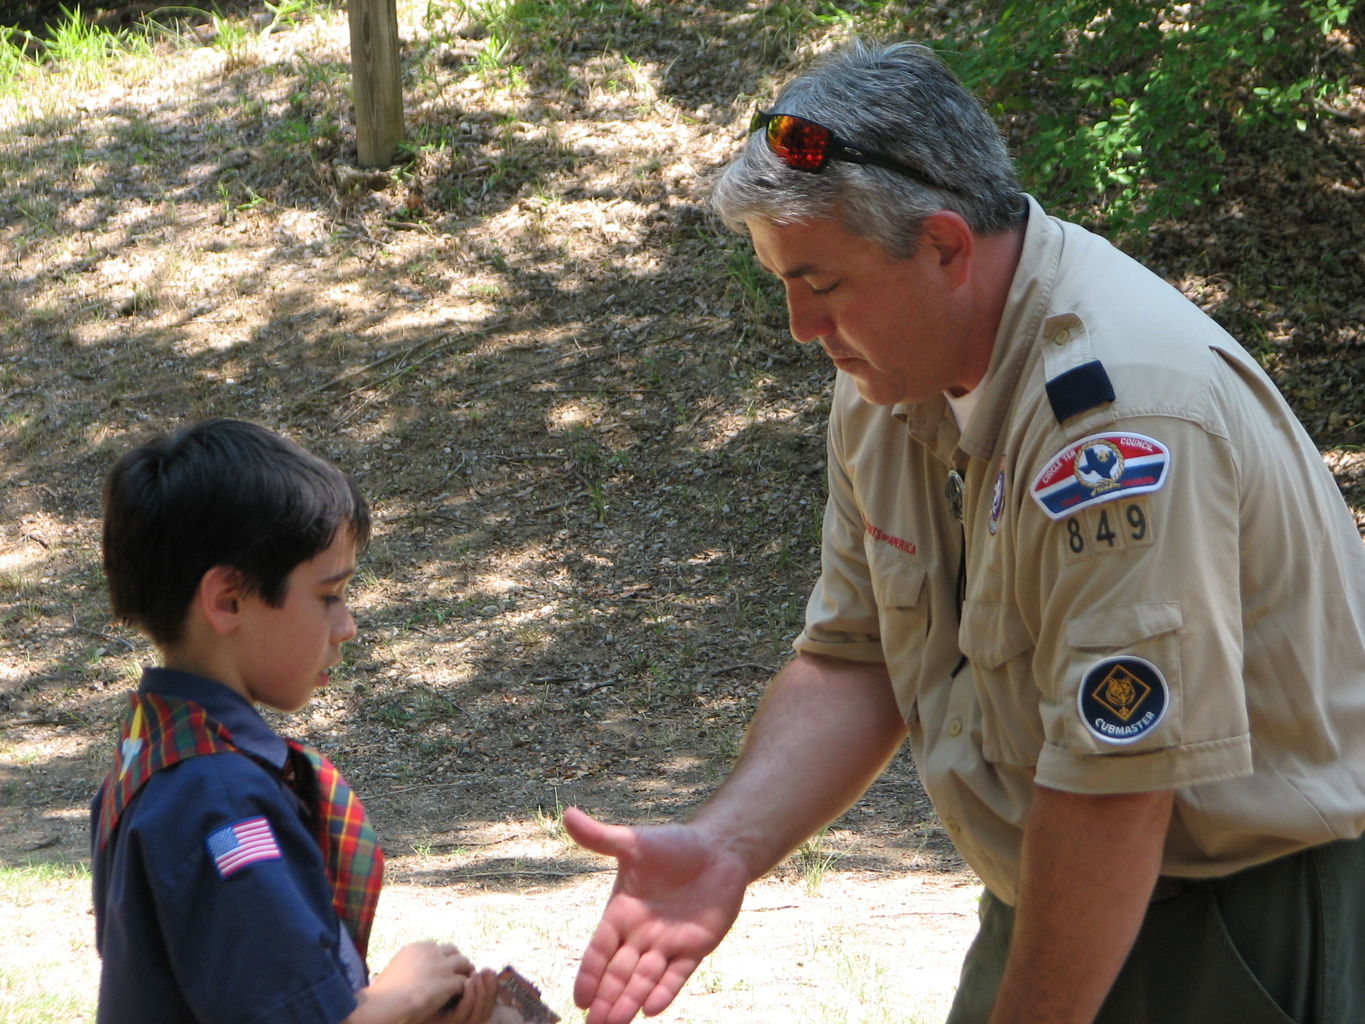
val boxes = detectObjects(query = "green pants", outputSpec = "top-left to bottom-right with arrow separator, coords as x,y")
945,833 -> 1365,1024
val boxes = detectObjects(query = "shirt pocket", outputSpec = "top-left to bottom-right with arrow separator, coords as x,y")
960,600 -> 1040,766
865,539 -> 928,725
1060,601 -> 1184,753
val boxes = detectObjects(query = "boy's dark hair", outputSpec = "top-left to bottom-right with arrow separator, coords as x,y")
102,418 -> 371,647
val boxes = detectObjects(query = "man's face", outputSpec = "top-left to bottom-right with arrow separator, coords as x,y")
748,214 -> 979,406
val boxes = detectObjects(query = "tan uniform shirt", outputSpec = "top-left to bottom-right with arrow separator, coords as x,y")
795,196 -> 1365,904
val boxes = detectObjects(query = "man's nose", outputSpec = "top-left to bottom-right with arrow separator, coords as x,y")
786,292 -> 827,345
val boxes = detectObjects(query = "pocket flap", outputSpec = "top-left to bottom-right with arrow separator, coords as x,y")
961,600 -> 1033,669
866,541 -> 927,610
1066,602 -> 1183,649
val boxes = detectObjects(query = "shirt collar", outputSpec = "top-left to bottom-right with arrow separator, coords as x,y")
137,666 -> 290,771
944,387 -> 980,432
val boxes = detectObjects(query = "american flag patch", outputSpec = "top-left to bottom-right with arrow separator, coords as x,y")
207,817 -> 282,878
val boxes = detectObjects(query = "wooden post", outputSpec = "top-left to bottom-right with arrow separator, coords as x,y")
348,0 -> 403,168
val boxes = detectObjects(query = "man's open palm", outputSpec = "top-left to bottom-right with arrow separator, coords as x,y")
564,807 -> 749,1024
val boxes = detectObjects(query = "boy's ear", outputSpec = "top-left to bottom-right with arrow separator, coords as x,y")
196,565 -> 247,636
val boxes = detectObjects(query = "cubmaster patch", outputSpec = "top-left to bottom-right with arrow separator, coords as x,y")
1078,657 -> 1169,744
1030,433 -> 1170,520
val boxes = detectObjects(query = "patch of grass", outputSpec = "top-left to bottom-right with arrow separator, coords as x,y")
0,981 -> 92,1024
721,235 -> 786,337
0,860 -> 97,1024
261,0 -> 337,35
43,5 -> 120,73
705,722 -> 743,765
0,859 -> 90,893
0,5 -> 160,113
0,26 -> 37,99
798,942 -> 936,1024
792,827 -> 841,895
0,567 -> 39,597
457,0 -> 652,68
533,791 -> 569,844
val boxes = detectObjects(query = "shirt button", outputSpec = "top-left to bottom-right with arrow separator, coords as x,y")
947,718 -> 963,737
1052,327 -> 1071,345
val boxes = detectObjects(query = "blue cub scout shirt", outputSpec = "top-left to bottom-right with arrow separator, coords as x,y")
91,669 -> 365,1024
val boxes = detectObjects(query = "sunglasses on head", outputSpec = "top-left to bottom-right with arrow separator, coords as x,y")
750,110 -> 957,194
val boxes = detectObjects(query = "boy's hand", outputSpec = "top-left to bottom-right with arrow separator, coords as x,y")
365,941 -> 473,1022
430,966 -> 561,1024
431,967 -> 499,1023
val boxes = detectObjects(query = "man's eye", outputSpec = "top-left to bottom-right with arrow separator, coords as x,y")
810,281 -> 838,296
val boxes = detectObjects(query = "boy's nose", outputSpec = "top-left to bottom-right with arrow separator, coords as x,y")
335,607 -> 357,643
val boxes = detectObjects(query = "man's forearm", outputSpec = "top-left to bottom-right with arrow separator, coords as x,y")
989,784 -> 1174,1024
690,652 -> 907,881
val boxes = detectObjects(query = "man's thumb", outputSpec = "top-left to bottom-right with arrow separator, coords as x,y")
563,806 -> 636,859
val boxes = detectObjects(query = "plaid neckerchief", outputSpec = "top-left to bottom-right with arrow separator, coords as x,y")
94,692 -> 384,960
95,692 -> 237,850
285,740 -> 385,958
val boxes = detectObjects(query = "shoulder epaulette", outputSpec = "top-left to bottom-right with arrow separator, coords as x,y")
1041,313 -> 1114,423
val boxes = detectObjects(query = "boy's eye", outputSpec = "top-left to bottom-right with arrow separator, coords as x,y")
810,281 -> 838,296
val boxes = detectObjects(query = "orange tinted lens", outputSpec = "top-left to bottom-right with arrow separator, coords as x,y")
765,114 -> 830,171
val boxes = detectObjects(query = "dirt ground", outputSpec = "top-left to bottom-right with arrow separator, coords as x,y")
0,2 -> 1361,1021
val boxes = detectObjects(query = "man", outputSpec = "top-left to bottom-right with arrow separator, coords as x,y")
565,40 -> 1365,1024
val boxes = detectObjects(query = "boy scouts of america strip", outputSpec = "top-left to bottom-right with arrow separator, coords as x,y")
207,816 -> 283,877
1030,432 -> 1170,520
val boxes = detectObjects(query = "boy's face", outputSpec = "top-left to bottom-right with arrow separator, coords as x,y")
234,529 -> 358,713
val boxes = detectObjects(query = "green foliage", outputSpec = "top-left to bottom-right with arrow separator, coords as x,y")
43,4 -> 117,65
452,0 -> 652,68
945,0 -> 1361,235
0,26 -> 37,87
0,3 -> 159,102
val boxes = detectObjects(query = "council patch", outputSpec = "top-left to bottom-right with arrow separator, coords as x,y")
1030,432 -> 1170,520
1078,657 -> 1169,745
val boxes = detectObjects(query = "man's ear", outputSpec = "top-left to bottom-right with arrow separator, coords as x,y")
196,565 -> 247,636
920,210 -> 974,287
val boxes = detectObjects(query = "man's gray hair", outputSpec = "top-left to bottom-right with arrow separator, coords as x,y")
712,40 -> 1025,257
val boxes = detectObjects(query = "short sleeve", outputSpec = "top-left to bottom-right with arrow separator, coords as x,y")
1025,415 -> 1253,793
794,387 -> 890,665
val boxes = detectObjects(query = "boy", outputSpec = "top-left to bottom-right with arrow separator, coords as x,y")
92,418 -> 505,1024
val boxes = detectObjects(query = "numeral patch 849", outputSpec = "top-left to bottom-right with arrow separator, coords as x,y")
1063,500 -> 1155,561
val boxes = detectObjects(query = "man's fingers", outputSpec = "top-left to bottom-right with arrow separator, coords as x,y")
574,914 -> 624,1008
581,941 -> 695,1024
642,955 -> 701,1018
600,947 -> 668,1024
587,942 -> 643,1024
